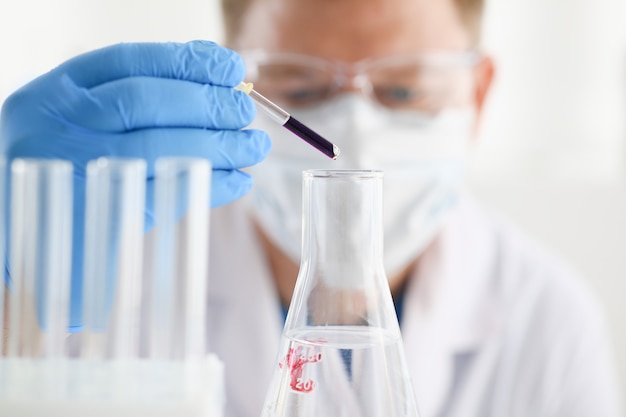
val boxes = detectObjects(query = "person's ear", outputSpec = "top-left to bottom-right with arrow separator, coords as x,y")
471,54 -> 495,136
475,55 -> 495,112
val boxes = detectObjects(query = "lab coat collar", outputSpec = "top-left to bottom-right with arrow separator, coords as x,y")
402,195 -> 501,417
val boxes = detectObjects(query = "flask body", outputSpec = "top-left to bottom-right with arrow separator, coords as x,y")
261,170 -> 419,417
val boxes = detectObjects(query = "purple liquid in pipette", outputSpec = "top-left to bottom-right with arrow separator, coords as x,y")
283,116 -> 339,160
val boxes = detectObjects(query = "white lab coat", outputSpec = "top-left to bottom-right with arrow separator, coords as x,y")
207,194 -> 622,417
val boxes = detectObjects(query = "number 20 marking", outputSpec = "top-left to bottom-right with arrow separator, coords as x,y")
279,346 -> 323,393
295,378 -> 314,391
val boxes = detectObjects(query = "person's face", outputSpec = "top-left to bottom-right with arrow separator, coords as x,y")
234,0 -> 493,121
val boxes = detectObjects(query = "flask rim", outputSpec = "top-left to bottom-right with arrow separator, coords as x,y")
303,169 -> 384,179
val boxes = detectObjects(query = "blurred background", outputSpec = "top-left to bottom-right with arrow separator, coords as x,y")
1,0 -> 624,403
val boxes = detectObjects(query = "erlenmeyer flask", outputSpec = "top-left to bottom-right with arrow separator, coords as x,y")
261,170 -> 420,417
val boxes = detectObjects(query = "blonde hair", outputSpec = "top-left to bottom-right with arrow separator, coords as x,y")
221,0 -> 484,46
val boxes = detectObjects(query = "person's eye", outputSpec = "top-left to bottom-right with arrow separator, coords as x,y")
286,89 -> 324,102
375,86 -> 424,105
279,87 -> 332,107
382,87 -> 416,102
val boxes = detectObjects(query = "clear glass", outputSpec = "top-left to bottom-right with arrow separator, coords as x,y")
81,158 -> 146,360
148,157 -> 211,361
0,158 -> 6,355
6,159 -> 73,358
261,170 -> 420,417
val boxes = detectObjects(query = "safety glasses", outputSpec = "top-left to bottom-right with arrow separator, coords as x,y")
240,50 -> 481,114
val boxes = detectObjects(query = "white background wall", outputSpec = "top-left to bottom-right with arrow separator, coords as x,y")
1,0 -> 625,405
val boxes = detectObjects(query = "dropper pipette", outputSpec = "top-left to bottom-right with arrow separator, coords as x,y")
235,82 -> 341,160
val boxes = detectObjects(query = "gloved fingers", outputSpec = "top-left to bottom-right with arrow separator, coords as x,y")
65,77 -> 255,131
113,127 -> 271,172
53,41 -> 246,89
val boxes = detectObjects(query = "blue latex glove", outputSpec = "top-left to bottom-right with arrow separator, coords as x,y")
0,41 -> 271,330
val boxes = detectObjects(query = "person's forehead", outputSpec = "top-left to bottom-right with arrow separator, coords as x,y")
238,0 -> 471,60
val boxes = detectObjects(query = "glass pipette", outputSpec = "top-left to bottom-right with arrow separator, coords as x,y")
235,82 -> 341,160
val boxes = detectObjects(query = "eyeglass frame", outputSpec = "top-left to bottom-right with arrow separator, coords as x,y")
239,49 -> 484,113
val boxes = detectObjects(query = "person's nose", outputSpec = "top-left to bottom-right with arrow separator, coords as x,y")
335,72 -> 370,96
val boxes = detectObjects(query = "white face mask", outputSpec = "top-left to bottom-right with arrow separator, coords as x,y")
248,95 -> 473,277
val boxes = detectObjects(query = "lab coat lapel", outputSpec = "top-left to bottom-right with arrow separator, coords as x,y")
208,199 -> 284,417
402,237 -> 453,417
401,197 -> 499,417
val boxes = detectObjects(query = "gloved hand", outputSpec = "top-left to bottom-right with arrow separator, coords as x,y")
0,41 -> 271,329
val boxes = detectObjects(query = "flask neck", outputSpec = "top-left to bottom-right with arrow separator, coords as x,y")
301,171 -> 386,288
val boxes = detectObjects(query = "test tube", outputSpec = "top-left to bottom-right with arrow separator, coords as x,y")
0,158 -> 6,356
81,158 -> 146,360
148,158 -> 211,361
7,159 -> 73,358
